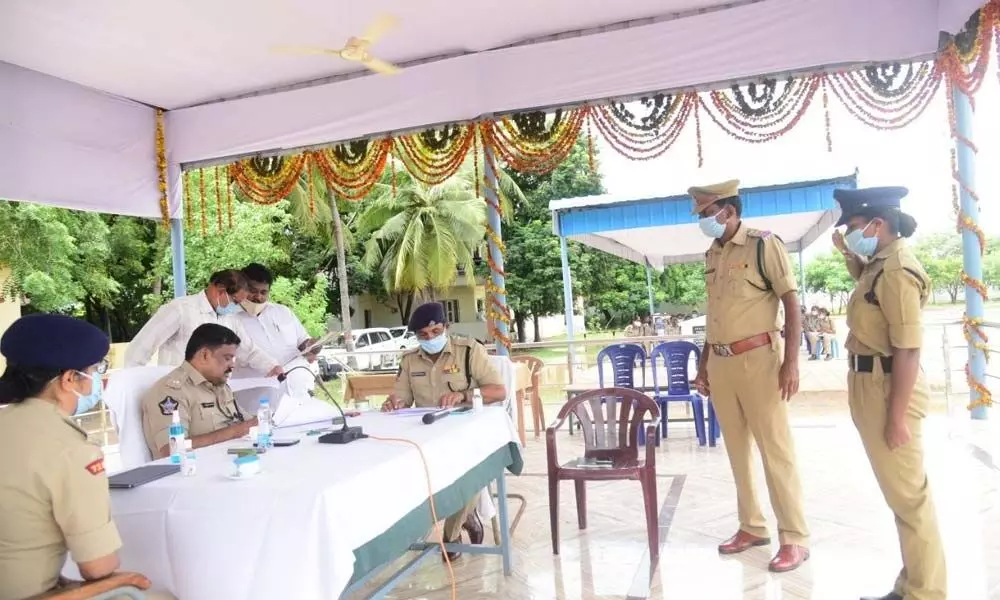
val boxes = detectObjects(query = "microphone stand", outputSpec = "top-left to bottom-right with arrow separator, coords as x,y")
278,365 -> 366,444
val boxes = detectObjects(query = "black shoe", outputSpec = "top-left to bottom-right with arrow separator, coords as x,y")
860,594 -> 902,600
463,510 -> 484,545
441,542 -> 462,562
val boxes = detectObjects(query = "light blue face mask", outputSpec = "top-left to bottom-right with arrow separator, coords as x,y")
73,371 -> 103,416
845,220 -> 878,257
419,334 -> 448,355
215,295 -> 242,316
698,214 -> 727,239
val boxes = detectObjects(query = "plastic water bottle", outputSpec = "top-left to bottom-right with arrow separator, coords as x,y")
256,397 -> 272,449
168,411 -> 186,464
472,388 -> 484,412
181,440 -> 197,476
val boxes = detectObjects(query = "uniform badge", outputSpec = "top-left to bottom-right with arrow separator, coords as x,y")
443,364 -> 460,374
85,458 -> 105,476
411,371 -> 427,377
158,396 -> 179,416
201,402 -> 215,408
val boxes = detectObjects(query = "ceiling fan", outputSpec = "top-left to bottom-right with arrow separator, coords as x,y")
271,14 -> 401,75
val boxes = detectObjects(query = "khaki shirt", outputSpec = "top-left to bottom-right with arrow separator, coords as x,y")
846,239 -> 930,357
704,223 -> 797,344
393,337 -> 503,408
0,399 -> 122,600
141,362 -> 243,456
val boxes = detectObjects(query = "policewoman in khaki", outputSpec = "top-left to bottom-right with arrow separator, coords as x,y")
382,302 -> 507,561
0,315 -> 124,600
141,323 -> 257,459
833,187 -> 945,600
690,180 -> 810,573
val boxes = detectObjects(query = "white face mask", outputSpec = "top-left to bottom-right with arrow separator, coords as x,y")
241,300 -> 267,317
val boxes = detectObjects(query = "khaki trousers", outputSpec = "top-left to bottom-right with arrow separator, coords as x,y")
707,342 -> 809,546
442,498 -> 478,541
848,367 -> 946,600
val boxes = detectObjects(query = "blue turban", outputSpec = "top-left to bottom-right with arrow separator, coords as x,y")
1,314 -> 110,371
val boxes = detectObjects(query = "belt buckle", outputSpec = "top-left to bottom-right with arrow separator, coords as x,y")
849,354 -> 859,371
713,343 -> 734,357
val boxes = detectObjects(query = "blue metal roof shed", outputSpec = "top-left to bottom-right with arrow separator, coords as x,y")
549,174 -> 858,268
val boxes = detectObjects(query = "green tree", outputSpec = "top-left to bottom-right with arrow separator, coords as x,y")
269,274 -> 331,337
913,233 -> 963,303
660,263 -> 706,306
804,251 -> 855,311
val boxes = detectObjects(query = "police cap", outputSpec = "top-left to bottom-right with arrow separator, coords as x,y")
408,302 -> 447,332
834,186 -> 908,227
0,314 -> 110,371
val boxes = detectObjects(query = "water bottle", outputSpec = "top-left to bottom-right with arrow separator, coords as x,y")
472,388 -> 484,412
168,411 -> 186,464
181,440 -> 197,476
256,397 -> 272,449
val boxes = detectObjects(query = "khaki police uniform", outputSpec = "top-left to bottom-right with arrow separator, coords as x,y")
845,239 -> 945,599
704,222 -> 809,547
393,336 -> 503,540
0,399 -> 121,600
141,361 -> 244,457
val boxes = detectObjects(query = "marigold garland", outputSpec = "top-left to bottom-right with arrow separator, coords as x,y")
700,78 -> 819,144
393,124 -> 474,186
230,154 -> 307,205
154,109 -> 169,228
198,168 -> 208,236
183,171 -> 194,231
225,166 -> 233,229
311,140 -> 390,200
214,166 -> 223,234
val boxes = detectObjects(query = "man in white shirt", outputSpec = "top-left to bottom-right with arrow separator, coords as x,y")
124,270 -> 282,378
232,264 -> 319,407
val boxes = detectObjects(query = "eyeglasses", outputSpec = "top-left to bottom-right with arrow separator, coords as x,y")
93,359 -> 109,375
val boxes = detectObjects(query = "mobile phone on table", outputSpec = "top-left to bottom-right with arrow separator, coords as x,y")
272,438 -> 300,447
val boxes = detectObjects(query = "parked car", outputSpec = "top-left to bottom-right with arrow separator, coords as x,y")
389,326 -> 419,349
318,327 -> 400,371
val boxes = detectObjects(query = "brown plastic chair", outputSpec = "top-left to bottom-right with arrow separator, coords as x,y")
546,387 -> 660,559
511,355 -> 545,438
28,572 -> 152,599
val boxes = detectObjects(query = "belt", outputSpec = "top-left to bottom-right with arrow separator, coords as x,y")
849,354 -> 893,374
711,333 -> 772,357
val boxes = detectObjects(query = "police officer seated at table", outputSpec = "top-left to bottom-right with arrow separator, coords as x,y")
141,323 -> 257,459
381,302 -> 507,560
0,315 -> 154,600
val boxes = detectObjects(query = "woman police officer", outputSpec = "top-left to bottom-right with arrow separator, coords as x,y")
0,314 -> 149,600
833,187 -> 945,600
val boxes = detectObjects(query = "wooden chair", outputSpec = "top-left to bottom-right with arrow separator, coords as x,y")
28,573 -> 152,599
511,355 -> 545,438
546,387 -> 660,560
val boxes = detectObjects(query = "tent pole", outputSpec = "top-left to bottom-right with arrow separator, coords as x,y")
645,263 -> 655,315
559,236 -> 576,382
952,80 -> 987,420
169,218 -> 187,298
798,251 -> 805,305
483,140 -> 510,357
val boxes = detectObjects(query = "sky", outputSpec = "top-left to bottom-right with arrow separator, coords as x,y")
597,70 -> 999,262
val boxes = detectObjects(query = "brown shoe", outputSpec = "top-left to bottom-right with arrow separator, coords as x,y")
768,544 -> 809,572
717,530 -> 770,555
463,510 -> 484,545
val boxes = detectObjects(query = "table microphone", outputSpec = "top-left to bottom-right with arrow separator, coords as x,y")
277,366 -> 365,444
422,408 -> 453,424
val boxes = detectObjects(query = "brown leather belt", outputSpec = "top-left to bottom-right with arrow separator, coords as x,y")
711,332 -> 772,357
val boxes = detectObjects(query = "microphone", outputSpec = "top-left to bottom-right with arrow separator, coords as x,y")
422,408 -> 453,425
278,366 -> 365,444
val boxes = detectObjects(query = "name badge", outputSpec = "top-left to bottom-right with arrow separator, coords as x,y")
412,371 -> 426,377
201,402 -> 215,408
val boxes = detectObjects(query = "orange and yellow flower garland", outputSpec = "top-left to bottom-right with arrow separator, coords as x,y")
155,109 -> 169,228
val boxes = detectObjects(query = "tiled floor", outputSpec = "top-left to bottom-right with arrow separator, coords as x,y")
348,403 -> 1000,600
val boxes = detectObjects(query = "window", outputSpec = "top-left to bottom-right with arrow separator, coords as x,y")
355,334 -> 370,348
442,300 -> 460,323
374,331 -> 391,344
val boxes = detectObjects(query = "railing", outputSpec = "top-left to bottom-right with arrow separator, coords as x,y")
941,319 -> 999,417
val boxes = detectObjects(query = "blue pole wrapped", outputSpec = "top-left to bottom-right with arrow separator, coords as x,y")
482,141 -> 510,356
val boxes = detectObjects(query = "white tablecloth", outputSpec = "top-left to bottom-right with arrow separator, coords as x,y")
109,408 -> 520,600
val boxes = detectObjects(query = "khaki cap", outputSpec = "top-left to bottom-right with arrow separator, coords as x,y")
688,179 -> 740,215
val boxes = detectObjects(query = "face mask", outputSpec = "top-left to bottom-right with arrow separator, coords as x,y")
241,300 -> 267,317
844,221 -> 878,257
698,214 -> 727,239
72,371 -> 103,416
419,334 -> 448,355
215,294 -> 242,316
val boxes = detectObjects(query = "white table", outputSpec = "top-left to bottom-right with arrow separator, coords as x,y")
109,409 -> 522,600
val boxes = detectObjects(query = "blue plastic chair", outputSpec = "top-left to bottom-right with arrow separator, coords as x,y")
595,343 -> 659,445
649,341 -> 720,447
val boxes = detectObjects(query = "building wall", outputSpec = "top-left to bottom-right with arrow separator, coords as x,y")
353,281 -> 484,330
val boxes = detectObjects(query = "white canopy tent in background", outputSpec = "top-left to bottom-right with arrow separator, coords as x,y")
0,0 -> 985,218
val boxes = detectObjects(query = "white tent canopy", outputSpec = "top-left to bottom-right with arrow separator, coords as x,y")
0,0 -> 984,218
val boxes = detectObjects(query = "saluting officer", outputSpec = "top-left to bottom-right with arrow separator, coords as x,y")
833,187 -> 945,600
689,179 -> 810,572
141,323 -> 257,459
381,302 -> 507,560
0,315 -> 130,599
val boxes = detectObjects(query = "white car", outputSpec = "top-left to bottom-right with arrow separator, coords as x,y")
389,326 -> 419,349
318,327 -> 401,371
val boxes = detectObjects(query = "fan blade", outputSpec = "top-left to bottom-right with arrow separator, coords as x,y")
270,45 -> 341,56
363,57 -> 401,75
359,14 -> 399,43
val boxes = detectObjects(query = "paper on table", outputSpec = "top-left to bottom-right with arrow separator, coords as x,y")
228,377 -> 279,393
388,407 -> 438,416
272,394 -> 341,428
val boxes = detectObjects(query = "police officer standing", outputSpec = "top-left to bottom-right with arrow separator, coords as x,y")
141,323 -> 258,459
0,315 -> 156,599
689,180 -> 810,572
381,302 -> 507,560
833,187 -> 945,600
